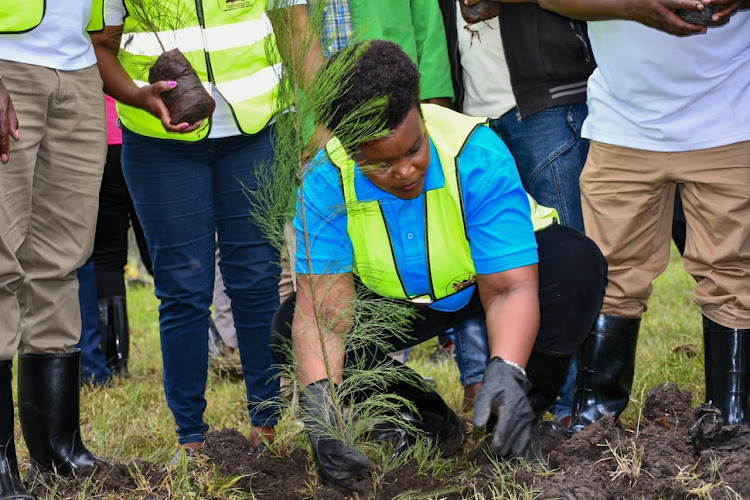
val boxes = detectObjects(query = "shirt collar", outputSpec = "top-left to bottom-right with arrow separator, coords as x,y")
352,138 -> 445,202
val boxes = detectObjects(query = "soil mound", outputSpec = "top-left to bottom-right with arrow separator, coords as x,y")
27,384 -> 750,499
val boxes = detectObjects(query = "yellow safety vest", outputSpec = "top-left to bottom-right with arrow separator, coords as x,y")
117,0 -> 280,141
326,104 -> 559,302
0,0 -> 105,34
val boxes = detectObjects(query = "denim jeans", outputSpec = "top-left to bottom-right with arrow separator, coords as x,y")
453,104 -> 590,420
122,128 -> 281,444
76,258 -> 111,385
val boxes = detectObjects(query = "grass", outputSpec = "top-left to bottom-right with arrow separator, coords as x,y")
18,245 -> 704,498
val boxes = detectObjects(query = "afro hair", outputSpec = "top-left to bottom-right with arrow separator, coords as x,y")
316,40 -> 421,141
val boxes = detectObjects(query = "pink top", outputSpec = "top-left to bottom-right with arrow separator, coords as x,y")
106,95 -> 122,146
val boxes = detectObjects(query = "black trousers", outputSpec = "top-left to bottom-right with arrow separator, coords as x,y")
271,224 -> 607,426
92,144 -> 152,298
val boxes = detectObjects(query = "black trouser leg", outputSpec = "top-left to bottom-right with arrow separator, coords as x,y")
703,316 -> 750,425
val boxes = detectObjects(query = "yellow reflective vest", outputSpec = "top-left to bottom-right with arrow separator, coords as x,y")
117,0 -> 280,141
325,104 -> 559,303
0,0 -> 105,34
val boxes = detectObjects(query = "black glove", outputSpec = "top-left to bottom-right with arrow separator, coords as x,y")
472,357 -> 535,457
299,379 -> 376,488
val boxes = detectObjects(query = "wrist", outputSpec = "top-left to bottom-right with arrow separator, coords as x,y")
490,356 -> 527,378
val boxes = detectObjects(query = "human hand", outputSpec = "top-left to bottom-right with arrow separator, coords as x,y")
472,357 -> 535,457
701,0 -> 749,23
300,380 -> 376,489
627,0 -> 709,35
133,80 -> 204,134
0,80 -> 20,163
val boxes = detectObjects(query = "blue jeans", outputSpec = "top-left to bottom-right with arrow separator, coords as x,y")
76,258 -> 111,385
122,128 -> 281,444
453,104 -> 590,420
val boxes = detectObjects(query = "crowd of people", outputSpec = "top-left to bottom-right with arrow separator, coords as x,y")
0,0 -> 748,496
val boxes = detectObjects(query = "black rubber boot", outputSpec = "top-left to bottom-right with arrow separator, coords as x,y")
0,362 -> 33,499
98,296 -> 129,375
18,351 -> 105,475
703,316 -> 750,425
525,351 -> 573,417
568,314 -> 640,432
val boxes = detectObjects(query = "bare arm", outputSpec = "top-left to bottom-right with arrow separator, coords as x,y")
539,0 -> 707,35
465,0 -> 707,35
91,26 -> 201,132
477,264 -> 539,368
293,273 -> 355,386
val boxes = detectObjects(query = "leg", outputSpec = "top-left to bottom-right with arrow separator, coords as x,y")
678,141 -> 750,423
212,241 -> 238,350
212,131 -> 281,443
572,141 -> 675,429
0,60 -> 49,363
15,65 -> 106,353
122,131 -> 214,446
76,258 -> 111,385
492,103 -> 589,233
10,64 -> 107,472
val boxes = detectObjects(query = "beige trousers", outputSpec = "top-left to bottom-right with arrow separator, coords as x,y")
581,140 -> 750,329
0,61 -> 106,358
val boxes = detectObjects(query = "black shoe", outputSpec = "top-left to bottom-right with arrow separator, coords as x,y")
703,316 -> 750,425
568,314 -> 640,432
18,350 -> 105,475
0,361 -> 33,499
98,296 -> 130,375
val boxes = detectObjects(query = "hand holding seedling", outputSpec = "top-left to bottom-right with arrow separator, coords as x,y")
0,80 -> 19,163
134,80 -> 203,134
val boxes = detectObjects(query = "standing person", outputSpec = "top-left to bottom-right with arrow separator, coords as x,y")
92,0 -> 322,454
438,0 -> 597,422
272,40 -> 607,486
537,0 -> 750,430
0,0 -> 108,495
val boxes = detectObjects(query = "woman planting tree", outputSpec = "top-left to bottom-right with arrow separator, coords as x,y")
271,40 -> 608,488
91,0 -> 322,455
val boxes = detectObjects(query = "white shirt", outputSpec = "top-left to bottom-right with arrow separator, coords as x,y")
583,14 -> 750,152
0,0 -> 96,70
455,2 -> 515,119
107,0 -> 305,138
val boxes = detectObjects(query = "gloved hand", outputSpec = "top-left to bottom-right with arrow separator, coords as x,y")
299,379 -> 376,488
472,357 -> 535,457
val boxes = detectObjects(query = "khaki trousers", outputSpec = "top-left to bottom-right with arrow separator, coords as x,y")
0,60 -> 106,358
581,140 -> 750,329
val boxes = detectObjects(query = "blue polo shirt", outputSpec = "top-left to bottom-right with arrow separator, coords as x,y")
294,125 -> 538,312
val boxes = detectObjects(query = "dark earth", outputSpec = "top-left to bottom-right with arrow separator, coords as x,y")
148,48 -> 216,125
31,383 -> 750,499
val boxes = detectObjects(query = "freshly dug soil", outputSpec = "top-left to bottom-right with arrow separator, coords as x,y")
31,384 -> 750,499
149,49 -> 216,125
459,0 -> 500,24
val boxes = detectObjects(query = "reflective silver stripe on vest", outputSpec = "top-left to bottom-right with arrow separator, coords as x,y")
122,16 -> 273,57
215,63 -> 281,103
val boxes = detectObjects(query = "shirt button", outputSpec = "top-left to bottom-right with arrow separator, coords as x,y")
407,233 -> 414,240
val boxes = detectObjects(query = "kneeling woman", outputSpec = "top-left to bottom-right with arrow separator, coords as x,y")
272,40 -> 607,486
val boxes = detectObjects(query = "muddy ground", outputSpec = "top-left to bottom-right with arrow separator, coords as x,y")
33,383 -> 750,499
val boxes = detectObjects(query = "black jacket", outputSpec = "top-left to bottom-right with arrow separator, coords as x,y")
438,1 -> 597,119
